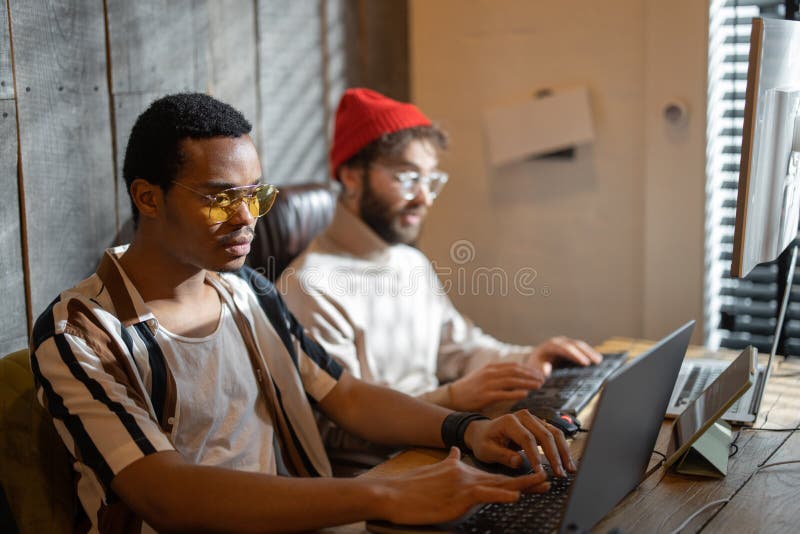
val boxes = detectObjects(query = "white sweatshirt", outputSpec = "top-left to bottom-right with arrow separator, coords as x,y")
278,201 -> 532,408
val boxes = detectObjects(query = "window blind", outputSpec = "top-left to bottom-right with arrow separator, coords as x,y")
705,0 -> 797,356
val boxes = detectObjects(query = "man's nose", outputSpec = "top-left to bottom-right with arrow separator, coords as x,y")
226,198 -> 257,225
409,182 -> 434,207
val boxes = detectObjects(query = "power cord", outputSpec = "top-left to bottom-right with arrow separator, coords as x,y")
666,499 -> 730,534
665,425 -> 799,532
670,459 -> 800,532
729,424 -> 798,458
757,459 -> 800,470
753,424 -> 800,470
668,425 -> 800,534
664,455 -> 800,533
729,429 -> 741,458
642,450 -> 667,479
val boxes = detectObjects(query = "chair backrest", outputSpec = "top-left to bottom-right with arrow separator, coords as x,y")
0,349 -> 76,534
247,183 -> 337,281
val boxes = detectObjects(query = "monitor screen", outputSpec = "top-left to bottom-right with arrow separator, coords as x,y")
731,17 -> 800,278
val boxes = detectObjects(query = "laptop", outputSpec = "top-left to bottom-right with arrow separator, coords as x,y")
510,352 -> 628,415
665,350 -> 766,425
367,321 -> 695,534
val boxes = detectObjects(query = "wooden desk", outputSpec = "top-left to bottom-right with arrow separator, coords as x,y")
327,339 -> 800,533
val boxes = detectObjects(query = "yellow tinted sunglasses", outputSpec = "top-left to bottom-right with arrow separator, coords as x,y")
172,181 -> 279,223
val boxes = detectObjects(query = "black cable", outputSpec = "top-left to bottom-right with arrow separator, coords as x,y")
729,429 -> 742,458
730,425 -> 798,457
755,424 -> 800,468
642,450 -> 667,480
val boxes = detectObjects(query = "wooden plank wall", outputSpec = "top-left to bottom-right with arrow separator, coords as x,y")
0,0 -> 28,356
358,0 -> 409,102
0,0 -> 408,355
207,0 -> 258,145
324,0 -> 360,143
106,0 -> 211,229
0,0 -> 11,99
10,0 -> 117,328
257,0 -> 328,185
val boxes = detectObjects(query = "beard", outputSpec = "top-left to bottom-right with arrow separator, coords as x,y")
359,177 -> 426,246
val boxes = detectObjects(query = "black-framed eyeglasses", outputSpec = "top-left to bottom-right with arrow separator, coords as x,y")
171,181 -> 279,223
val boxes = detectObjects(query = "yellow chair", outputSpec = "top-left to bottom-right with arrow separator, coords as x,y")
0,349 -> 76,533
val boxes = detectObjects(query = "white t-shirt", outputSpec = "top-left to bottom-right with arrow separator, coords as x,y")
156,293 -> 277,474
31,248 -> 341,533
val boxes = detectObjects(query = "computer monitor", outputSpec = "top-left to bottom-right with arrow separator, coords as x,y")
731,17 -> 800,279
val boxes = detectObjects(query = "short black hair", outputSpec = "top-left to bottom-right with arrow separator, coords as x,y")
122,92 -> 252,223
338,124 -> 448,179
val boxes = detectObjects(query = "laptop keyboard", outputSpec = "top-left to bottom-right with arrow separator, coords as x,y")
676,366 -> 723,408
456,465 -> 575,534
511,352 -> 627,414
674,363 -> 751,416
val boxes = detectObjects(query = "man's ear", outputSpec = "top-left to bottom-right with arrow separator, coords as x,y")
338,165 -> 364,200
128,178 -> 163,220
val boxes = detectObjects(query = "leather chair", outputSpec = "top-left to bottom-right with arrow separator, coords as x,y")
0,349 -> 76,534
247,184 -> 389,476
247,183 -> 337,281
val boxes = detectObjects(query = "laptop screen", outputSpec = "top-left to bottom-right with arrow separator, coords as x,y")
558,321 -> 694,534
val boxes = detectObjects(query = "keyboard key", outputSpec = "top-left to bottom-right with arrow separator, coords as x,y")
457,465 -> 575,533
511,352 -> 627,415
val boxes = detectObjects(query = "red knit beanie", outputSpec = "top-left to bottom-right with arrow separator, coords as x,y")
329,88 -> 431,179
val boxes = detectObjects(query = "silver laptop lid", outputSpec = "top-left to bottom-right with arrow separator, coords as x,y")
558,321 -> 695,533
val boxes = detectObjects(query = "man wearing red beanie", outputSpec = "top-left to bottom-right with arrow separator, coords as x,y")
280,88 -> 600,454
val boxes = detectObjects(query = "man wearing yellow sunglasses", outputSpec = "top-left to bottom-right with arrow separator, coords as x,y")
30,93 -> 575,533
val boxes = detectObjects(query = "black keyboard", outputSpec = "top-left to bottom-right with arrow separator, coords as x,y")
456,464 -> 575,534
511,352 -> 627,415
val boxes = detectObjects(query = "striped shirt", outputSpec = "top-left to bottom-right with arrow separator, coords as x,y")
30,246 -> 343,533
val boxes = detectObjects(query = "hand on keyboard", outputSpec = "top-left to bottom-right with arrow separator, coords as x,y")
448,362 -> 546,411
526,336 -> 603,376
463,409 -> 577,478
374,447 -> 550,526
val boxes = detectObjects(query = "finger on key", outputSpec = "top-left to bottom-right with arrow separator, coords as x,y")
516,410 -> 567,477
